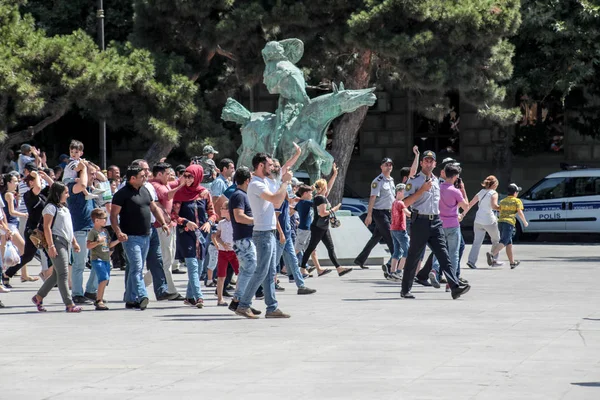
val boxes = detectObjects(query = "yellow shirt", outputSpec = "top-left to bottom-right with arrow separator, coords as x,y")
498,196 -> 523,226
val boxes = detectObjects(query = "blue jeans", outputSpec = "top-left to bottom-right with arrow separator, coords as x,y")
184,257 -> 203,301
71,230 -> 97,297
233,238 -> 257,300
499,222 -> 514,246
239,231 -> 278,313
443,227 -> 461,278
123,235 -> 150,303
277,234 -> 305,289
391,230 -> 409,260
146,227 -> 169,298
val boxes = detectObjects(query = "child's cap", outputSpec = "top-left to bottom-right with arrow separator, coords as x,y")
507,183 -> 522,195
395,183 -> 406,192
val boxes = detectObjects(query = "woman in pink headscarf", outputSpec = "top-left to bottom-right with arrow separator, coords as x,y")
171,165 -> 217,308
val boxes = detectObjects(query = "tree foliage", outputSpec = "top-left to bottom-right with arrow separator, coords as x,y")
0,0 -> 197,161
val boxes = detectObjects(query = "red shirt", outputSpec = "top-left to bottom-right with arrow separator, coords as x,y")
391,200 -> 407,231
150,178 -> 179,228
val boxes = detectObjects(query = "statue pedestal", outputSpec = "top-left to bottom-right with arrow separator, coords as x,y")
314,216 -> 389,267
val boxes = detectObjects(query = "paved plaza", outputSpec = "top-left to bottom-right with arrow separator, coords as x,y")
1,243 -> 599,400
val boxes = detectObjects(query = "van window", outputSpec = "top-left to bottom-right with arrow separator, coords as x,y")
523,177 -> 568,200
571,177 -> 600,197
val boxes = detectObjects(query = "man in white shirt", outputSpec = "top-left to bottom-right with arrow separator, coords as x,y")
235,153 -> 293,319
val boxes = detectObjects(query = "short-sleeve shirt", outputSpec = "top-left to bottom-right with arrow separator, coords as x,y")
404,172 -> 440,215
223,183 -> 237,200
474,189 -> 497,225
228,188 -> 253,241
210,175 -> 231,198
112,183 -> 153,236
391,200 -> 407,231
67,183 -> 94,232
42,203 -> 74,242
370,174 -> 395,210
88,228 -> 110,261
498,196 -> 523,226
24,186 -> 50,230
439,182 -> 465,228
295,200 -> 313,230
217,219 -> 234,247
247,176 -> 276,231
150,179 -> 178,228
311,195 -> 330,230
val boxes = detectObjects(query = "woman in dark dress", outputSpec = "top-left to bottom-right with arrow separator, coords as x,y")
171,165 -> 217,308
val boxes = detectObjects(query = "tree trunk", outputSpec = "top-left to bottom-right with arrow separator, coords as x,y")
491,123 -> 514,186
144,140 -> 176,166
328,50 -> 373,206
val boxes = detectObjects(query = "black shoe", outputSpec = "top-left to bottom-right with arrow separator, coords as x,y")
73,295 -> 92,305
297,287 -> 317,295
168,293 -> 185,301
353,258 -> 369,269
2,276 -> 12,289
415,278 -> 432,287
250,307 -> 262,315
125,301 -> 140,309
451,284 -> 471,300
222,290 -> 233,298
172,269 -> 186,274
401,292 -> 415,299
84,292 -> 97,301
86,261 -> 92,270
157,292 -> 180,301
228,299 -> 239,312
510,261 -> 520,269
139,297 -> 149,310
226,285 -> 235,291
275,283 -> 285,292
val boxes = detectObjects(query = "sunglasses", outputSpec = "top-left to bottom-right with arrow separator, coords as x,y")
183,174 -> 193,178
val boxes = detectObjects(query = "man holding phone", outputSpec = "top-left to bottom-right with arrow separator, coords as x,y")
399,150 -> 471,300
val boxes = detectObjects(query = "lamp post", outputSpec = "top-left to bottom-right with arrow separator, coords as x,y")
97,0 -> 107,170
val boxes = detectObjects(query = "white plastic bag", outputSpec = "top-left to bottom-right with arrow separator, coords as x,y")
3,240 -> 21,268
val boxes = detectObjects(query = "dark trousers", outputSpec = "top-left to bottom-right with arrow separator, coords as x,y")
355,209 -> 394,266
300,226 -> 340,268
416,230 -> 466,281
401,216 -> 460,294
107,226 -> 126,269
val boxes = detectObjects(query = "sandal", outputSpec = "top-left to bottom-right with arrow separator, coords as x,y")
196,299 -> 204,309
217,300 -> 229,307
337,268 -> 353,277
307,266 -> 317,274
318,269 -> 332,277
66,305 -> 83,313
94,301 -> 109,311
31,296 -> 47,312
21,276 -> 40,283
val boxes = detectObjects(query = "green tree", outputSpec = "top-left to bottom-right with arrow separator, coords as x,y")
0,0 -> 197,165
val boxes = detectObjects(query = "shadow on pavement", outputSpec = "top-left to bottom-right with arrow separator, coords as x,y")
571,382 -> 600,387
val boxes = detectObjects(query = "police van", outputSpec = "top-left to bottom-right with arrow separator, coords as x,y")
517,166 -> 600,238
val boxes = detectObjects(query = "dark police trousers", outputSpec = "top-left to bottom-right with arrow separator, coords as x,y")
355,209 -> 394,266
401,215 -> 460,294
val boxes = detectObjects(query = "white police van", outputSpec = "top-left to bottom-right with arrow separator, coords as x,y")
517,166 -> 600,238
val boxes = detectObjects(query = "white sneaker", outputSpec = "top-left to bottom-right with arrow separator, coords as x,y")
0,285 -> 11,293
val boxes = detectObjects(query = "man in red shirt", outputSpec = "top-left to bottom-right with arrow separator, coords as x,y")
149,162 -> 185,298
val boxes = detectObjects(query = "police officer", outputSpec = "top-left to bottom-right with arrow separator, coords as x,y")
400,150 -> 471,299
354,158 -> 396,270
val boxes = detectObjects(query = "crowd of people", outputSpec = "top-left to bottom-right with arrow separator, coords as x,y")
0,139 -> 530,312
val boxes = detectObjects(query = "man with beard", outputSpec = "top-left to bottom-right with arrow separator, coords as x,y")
399,151 -> 471,300
235,153 -> 293,319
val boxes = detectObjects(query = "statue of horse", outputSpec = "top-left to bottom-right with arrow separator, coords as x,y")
222,82 -> 376,182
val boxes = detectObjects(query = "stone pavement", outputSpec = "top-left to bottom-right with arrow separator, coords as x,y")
1,243 -> 599,400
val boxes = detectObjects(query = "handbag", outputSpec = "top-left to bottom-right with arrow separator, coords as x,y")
329,211 -> 341,228
30,204 -> 56,249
